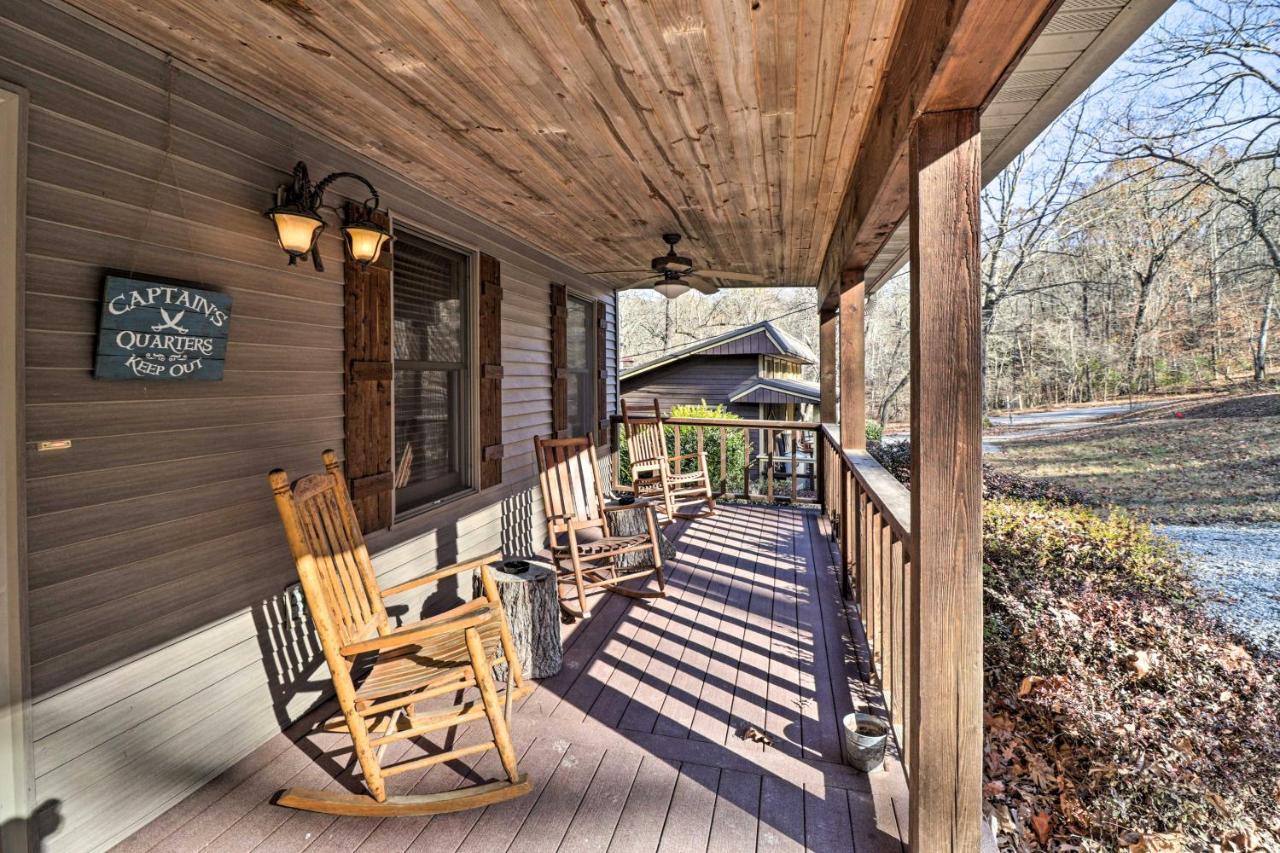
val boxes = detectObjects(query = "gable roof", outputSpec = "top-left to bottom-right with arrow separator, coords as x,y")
728,376 -> 822,405
621,321 -> 816,381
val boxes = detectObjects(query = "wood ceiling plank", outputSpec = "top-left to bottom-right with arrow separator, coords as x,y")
60,0 -> 912,284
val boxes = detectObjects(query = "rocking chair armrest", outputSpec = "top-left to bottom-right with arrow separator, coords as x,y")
340,602 -> 495,657
380,550 -> 503,598
669,452 -> 706,463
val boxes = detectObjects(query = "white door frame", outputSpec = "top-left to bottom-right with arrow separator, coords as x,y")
0,81 -> 33,852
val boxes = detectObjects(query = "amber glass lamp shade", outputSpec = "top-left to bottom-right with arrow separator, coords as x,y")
654,280 -> 690,300
267,206 -> 324,261
341,219 -> 392,268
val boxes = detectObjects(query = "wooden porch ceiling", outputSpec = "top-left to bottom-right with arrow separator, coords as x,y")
62,0 -> 907,287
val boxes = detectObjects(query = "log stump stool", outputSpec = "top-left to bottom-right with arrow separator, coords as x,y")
475,557 -> 562,680
606,499 -> 677,572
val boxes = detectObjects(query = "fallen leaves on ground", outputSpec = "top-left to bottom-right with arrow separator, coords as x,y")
871,444 -> 1280,851
982,497 -> 1280,850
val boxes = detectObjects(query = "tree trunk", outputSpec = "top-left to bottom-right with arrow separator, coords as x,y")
475,561 -> 563,680
1255,277 -> 1275,382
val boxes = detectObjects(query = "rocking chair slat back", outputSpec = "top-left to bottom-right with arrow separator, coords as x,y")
621,398 -> 667,469
271,451 -> 388,648
534,435 -> 606,534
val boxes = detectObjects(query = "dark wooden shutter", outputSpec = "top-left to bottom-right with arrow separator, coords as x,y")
478,254 -> 504,489
343,203 -> 393,531
550,282 -> 568,437
595,300 -> 609,443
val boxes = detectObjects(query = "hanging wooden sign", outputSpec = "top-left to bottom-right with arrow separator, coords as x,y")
94,274 -> 232,381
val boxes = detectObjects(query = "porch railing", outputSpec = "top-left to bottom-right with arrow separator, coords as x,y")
817,424 -> 914,778
608,416 -> 821,503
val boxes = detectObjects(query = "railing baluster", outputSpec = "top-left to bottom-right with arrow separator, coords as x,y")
901,548 -> 913,778
765,429 -> 774,502
891,536 -> 906,755
790,428 -> 798,500
870,506 -> 881,662
879,522 -> 891,692
742,427 -> 752,500
719,426 -> 727,496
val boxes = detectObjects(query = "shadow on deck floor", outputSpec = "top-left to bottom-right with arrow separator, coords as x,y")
116,504 -> 907,853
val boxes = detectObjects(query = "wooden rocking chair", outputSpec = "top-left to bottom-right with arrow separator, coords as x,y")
267,450 -> 531,816
534,435 -> 666,618
621,398 -> 716,521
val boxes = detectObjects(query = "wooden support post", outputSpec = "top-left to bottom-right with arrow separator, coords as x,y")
819,307 -> 837,424
0,85 -> 33,853
839,271 -> 866,450
908,108 -> 983,853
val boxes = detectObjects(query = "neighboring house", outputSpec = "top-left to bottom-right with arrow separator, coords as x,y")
620,321 -> 820,423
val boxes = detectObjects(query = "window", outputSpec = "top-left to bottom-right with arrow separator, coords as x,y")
392,229 -> 471,513
763,355 -> 801,379
566,294 -> 596,437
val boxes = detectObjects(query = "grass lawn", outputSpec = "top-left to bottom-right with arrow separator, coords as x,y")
989,391 -> 1280,524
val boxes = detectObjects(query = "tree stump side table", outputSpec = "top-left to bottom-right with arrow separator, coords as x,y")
474,558 -> 563,680
607,499 -> 677,571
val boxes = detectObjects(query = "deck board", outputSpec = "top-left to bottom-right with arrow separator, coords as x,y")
115,505 -> 906,852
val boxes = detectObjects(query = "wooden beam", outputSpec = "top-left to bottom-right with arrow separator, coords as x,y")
838,271 -> 866,450
0,83 -> 33,853
817,0 -> 1061,302
819,307 -> 837,424
907,108 -> 983,853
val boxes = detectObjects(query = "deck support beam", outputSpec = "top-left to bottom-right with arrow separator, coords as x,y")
838,271 -> 865,451
819,307 -> 837,424
907,108 -> 983,853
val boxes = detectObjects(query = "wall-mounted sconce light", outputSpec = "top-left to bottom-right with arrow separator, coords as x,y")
264,161 -> 392,272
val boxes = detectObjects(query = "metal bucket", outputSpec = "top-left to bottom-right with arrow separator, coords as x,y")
843,713 -> 889,772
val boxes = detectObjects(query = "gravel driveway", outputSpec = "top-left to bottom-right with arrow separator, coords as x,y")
1158,523 -> 1280,657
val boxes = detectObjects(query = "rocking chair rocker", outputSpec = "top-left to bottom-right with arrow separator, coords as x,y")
267,451 -> 531,816
621,398 -> 716,521
534,434 -> 667,618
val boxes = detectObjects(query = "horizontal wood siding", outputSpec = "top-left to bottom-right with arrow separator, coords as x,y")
4,3 -> 617,850
620,355 -> 760,411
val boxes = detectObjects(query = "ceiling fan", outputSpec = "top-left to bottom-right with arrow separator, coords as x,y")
588,233 -> 765,298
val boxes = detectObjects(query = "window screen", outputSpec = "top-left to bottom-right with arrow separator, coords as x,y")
566,295 -> 595,437
392,229 -> 470,513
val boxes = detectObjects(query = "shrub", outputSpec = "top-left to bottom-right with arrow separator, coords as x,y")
616,402 -> 746,493
865,418 -> 884,442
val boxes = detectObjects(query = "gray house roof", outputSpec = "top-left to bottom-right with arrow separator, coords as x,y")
621,321 -> 816,381
729,376 -> 822,406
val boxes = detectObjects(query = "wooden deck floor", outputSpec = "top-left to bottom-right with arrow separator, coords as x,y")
116,504 -> 907,853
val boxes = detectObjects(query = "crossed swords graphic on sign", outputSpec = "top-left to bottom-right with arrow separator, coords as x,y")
150,308 -> 189,334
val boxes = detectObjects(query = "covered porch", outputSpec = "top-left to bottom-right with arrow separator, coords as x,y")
116,503 -> 907,852
0,0 -> 1174,850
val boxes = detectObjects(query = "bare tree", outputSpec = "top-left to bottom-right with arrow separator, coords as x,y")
1118,0 -> 1280,380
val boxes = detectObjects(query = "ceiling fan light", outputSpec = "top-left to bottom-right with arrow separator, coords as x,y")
654,281 -> 691,299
